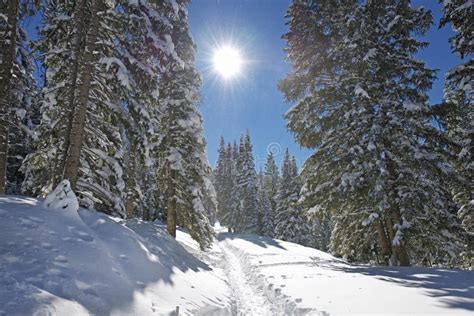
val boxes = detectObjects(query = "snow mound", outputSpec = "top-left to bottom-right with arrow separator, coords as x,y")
0,196 -> 231,315
43,180 -> 79,212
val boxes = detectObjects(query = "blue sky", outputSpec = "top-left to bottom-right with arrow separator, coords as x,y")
188,0 -> 461,170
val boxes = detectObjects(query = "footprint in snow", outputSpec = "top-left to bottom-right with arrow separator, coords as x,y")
41,242 -> 54,250
112,267 -> 121,275
19,218 -> 38,229
68,227 -> 94,242
119,254 -> 128,261
28,216 -> 44,224
54,255 -> 68,262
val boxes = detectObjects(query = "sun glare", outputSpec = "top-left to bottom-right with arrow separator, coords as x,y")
212,45 -> 243,79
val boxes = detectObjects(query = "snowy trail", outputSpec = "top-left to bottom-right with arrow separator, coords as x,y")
216,239 -> 273,315
214,234 -> 304,316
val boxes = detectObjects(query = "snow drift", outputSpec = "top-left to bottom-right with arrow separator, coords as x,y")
0,196 -> 230,315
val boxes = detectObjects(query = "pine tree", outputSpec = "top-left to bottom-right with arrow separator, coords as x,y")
119,0 -> 179,218
227,133 -> 259,233
263,152 -> 279,211
240,132 -> 259,233
22,0 -> 126,215
439,0 -> 473,236
227,140 -> 240,232
258,173 -> 274,237
214,137 -> 234,226
274,149 -> 309,245
280,0 -> 464,266
21,0 -> 180,218
5,1 -> 38,194
156,0 -> 215,249
0,0 -> 21,193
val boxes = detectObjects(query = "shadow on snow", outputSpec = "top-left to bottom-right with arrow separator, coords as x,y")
217,232 -> 287,250
0,196 -> 211,315
317,260 -> 474,312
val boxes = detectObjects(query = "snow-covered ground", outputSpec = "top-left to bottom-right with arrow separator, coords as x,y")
220,234 -> 474,315
0,196 -> 231,315
1,196 -> 473,315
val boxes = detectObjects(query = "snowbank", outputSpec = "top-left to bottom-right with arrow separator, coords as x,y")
221,233 -> 474,315
0,196 -> 231,315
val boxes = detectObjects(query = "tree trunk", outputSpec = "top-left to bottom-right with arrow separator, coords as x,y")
125,145 -> 137,219
376,219 -> 392,265
167,197 -> 177,238
392,209 -> 411,266
0,0 -> 20,193
63,0 -> 100,188
53,0 -> 88,186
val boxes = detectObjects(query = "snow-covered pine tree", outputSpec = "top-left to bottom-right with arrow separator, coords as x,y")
0,0 -> 21,193
439,0 -> 473,236
274,149 -> 309,245
156,0 -> 215,249
22,0 -> 125,215
5,1 -> 38,194
227,140 -> 241,232
280,0 -> 464,266
214,137 -> 233,226
263,151 -> 279,211
237,132 -> 259,233
258,172 -> 274,237
22,0 -> 180,218
117,0 -> 178,219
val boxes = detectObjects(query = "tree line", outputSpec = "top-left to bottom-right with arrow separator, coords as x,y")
214,133 -> 331,250
0,0 -> 215,249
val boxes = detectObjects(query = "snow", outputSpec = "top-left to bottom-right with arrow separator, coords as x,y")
363,48 -> 377,61
1,196 -> 473,315
0,196 -> 230,315
403,100 -> 422,112
42,180 -> 79,212
222,234 -> 474,315
354,85 -> 369,98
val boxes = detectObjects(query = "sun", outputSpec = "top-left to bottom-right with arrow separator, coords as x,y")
212,45 -> 243,79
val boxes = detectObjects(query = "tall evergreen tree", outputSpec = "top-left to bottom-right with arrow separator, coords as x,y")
22,0 -> 127,214
280,0 -> 463,266
156,0 -> 215,249
274,149 -> 309,245
214,137 -> 234,227
22,0 -> 179,218
263,152 -> 279,211
0,0 -> 21,193
227,140 -> 240,232
227,132 -> 259,233
120,0 -> 175,219
258,172 -> 274,237
4,1 -> 38,194
438,0 -> 473,236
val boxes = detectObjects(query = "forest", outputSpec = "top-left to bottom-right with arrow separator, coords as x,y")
0,0 -> 472,270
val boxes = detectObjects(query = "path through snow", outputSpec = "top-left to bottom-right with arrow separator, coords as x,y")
217,239 -> 272,315
214,234 -> 306,315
